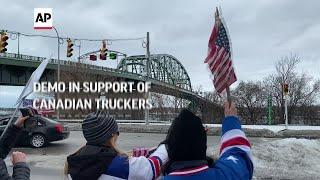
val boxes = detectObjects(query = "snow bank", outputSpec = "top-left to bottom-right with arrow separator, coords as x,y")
206,124 -> 320,133
252,138 -> 320,179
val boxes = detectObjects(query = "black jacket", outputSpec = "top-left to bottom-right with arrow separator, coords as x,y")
0,124 -> 30,180
67,145 -> 118,180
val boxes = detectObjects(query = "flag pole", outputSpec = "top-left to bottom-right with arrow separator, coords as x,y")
1,56 -> 50,139
219,6 -> 233,105
0,100 -> 23,139
226,86 -> 232,104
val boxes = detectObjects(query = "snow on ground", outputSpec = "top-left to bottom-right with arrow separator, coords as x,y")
208,138 -> 320,179
206,124 -> 320,133
118,122 -> 320,133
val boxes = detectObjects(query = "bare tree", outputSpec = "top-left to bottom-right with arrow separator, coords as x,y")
263,54 -> 320,124
150,92 -> 189,121
233,81 -> 267,124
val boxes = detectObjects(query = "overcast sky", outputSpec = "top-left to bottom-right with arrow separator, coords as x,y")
1,0 -> 320,107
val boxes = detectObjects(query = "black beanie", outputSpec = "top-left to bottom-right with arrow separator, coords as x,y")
166,109 -> 207,161
82,112 -> 118,145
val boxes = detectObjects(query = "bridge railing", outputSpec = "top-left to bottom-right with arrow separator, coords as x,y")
0,52 -> 154,79
0,53 -> 45,62
1,53 -> 210,101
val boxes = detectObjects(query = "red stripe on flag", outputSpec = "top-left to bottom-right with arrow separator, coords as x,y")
216,71 -> 233,93
214,59 -> 232,84
215,66 -> 234,93
207,46 -> 220,67
205,25 -> 218,62
217,83 -> 227,93
209,52 -> 225,75
205,45 -> 218,63
212,56 -> 230,79
214,52 -> 230,73
228,69 -> 237,85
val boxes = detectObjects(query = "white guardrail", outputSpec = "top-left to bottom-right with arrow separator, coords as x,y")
58,119 -> 171,124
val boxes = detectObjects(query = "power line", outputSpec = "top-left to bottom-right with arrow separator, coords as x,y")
2,29 -> 146,42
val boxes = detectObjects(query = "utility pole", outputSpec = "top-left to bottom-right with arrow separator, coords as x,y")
145,32 -> 150,125
268,94 -> 272,125
17,33 -> 20,57
52,26 -> 60,121
78,40 -> 81,63
284,95 -> 288,129
283,83 -> 289,129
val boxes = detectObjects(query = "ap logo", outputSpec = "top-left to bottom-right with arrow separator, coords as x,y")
34,8 -> 53,29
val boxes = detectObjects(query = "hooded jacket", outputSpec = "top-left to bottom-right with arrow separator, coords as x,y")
67,144 -> 168,180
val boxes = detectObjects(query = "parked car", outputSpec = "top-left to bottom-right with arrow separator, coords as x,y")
0,116 -> 70,148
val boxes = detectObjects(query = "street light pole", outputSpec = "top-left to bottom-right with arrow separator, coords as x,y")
52,26 -> 60,121
284,95 -> 288,129
268,94 -> 272,125
17,33 -> 20,56
78,40 -> 81,63
145,32 -> 150,125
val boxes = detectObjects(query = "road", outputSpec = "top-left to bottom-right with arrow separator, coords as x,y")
6,131 -> 320,180
7,132 -> 223,179
8,132 -> 172,180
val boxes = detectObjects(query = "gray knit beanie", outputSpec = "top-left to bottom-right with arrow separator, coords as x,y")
82,112 -> 119,145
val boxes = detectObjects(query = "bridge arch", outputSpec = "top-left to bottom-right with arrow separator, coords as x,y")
117,54 -> 192,91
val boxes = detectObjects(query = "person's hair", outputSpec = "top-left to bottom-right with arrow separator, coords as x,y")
105,134 -> 126,156
64,133 -> 126,177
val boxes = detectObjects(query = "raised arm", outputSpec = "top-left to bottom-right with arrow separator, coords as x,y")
105,144 -> 168,180
214,102 -> 253,180
128,144 -> 168,179
0,116 -> 28,159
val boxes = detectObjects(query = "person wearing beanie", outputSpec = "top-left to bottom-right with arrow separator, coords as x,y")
65,111 -> 168,180
166,109 -> 207,162
162,101 -> 254,180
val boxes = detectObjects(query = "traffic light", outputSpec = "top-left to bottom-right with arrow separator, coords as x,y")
109,52 -> 117,60
283,83 -> 289,95
100,40 -> 107,60
89,54 -> 97,61
0,32 -> 9,53
66,39 -> 74,57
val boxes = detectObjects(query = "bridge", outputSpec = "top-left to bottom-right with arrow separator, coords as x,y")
0,52 -> 219,122
0,52 -> 208,102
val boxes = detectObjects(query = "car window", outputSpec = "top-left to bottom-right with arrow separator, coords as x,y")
0,119 -> 8,126
0,117 -> 16,126
37,118 -> 46,126
41,117 -> 57,124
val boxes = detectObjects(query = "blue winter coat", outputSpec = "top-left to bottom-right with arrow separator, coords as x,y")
163,116 -> 253,180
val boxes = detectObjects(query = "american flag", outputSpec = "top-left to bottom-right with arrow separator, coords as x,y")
22,99 -> 55,115
205,9 -> 237,93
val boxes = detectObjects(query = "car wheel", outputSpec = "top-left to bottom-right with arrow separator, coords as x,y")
30,134 -> 46,148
